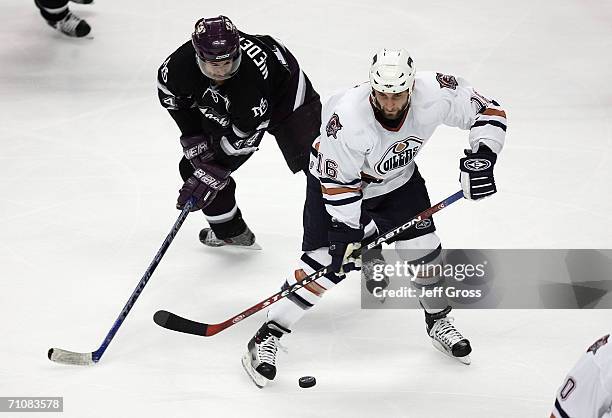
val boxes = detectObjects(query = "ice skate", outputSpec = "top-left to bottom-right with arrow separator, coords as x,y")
362,253 -> 389,302
425,307 -> 472,365
241,321 -> 290,388
199,226 -> 261,250
47,12 -> 91,37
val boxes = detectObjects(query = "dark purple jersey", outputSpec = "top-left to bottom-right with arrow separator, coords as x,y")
158,32 -> 317,171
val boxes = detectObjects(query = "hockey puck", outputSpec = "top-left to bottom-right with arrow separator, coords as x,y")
298,376 -> 316,388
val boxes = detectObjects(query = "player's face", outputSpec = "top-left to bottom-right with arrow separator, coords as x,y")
373,90 -> 410,119
197,56 -> 241,82
202,59 -> 234,80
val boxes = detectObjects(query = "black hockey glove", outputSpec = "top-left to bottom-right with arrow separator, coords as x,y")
459,144 -> 497,200
180,133 -> 215,163
328,221 -> 363,274
177,161 -> 231,211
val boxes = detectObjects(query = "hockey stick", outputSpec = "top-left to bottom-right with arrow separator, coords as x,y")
48,198 -> 195,365
153,190 -> 464,337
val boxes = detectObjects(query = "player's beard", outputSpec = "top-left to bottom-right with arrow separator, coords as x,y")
371,93 -> 411,121
381,106 -> 406,120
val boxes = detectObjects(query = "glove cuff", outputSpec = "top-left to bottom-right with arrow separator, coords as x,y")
180,134 -> 212,160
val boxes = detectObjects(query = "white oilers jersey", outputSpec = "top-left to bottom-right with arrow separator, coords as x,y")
552,334 -> 612,418
309,71 -> 507,229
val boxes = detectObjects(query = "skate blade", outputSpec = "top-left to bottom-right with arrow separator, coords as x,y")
240,242 -> 262,251
222,242 -> 262,251
431,340 -> 471,365
457,355 -> 471,365
204,242 -> 263,251
241,353 -> 268,388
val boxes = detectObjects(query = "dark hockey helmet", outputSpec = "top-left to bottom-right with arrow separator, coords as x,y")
192,16 -> 242,80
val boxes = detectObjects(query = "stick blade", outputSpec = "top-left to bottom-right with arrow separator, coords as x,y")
48,348 -> 96,366
153,310 -> 209,336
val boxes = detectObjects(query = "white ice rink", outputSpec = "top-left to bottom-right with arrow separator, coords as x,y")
1,0 -> 612,416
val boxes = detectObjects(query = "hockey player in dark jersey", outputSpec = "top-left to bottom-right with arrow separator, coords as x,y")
157,16 -> 321,247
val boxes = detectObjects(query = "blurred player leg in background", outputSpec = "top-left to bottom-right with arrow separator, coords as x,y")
34,0 -> 91,38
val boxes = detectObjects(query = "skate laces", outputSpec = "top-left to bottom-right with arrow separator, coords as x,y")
202,229 -> 223,245
59,12 -> 82,33
430,317 -> 464,347
258,334 -> 287,366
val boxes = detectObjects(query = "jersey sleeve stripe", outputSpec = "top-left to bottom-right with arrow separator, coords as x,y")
323,190 -> 361,202
323,195 -> 362,206
553,399 -> 570,418
220,136 -> 259,156
321,185 -> 362,195
293,69 -> 306,111
482,108 -> 506,118
320,177 -> 361,186
232,124 -> 251,138
157,81 -> 175,96
471,120 -> 507,132
256,120 -> 270,130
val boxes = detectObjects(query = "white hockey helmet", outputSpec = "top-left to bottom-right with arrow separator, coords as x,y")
369,49 -> 416,94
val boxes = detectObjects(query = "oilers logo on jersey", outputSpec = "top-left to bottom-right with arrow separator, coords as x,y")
435,73 -> 458,90
588,334 -> 609,355
325,113 -> 343,139
313,72 -> 506,228
374,137 -> 423,175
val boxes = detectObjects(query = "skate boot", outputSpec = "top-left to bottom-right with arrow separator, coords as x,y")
241,321 -> 290,388
362,247 -> 389,299
199,226 -> 257,248
362,256 -> 389,297
47,11 -> 91,37
425,306 -> 472,365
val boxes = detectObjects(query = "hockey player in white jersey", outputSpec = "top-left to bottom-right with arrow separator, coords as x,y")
552,334 -> 612,418
242,49 -> 507,387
